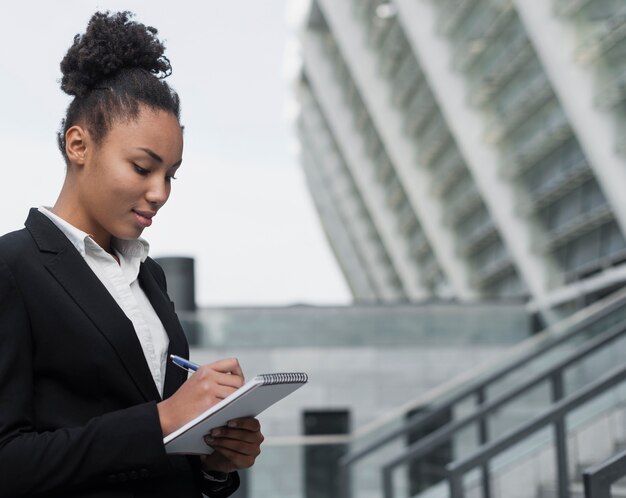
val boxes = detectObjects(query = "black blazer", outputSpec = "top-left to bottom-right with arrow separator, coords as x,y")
0,208 -> 239,498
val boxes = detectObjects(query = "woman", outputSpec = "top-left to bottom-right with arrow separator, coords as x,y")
0,11 -> 263,498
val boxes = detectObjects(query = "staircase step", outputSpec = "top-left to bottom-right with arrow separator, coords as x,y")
537,482 -> 626,498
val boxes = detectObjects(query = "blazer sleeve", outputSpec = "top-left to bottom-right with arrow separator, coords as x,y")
143,258 -> 241,498
0,256 -> 172,497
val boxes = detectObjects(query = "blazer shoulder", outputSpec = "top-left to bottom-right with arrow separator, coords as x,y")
0,228 -> 34,299
0,227 -> 36,264
0,208 -> 72,278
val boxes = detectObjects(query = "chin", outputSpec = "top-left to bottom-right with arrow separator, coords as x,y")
114,226 -> 145,241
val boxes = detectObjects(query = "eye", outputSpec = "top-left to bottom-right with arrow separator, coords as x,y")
133,164 -> 149,176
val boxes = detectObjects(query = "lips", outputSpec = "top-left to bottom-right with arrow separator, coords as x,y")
133,209 -> 156,228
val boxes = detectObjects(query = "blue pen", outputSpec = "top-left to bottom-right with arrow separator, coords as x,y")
170,354 -> 200,373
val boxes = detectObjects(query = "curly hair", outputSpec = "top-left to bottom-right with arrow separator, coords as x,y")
57,11 -> 181,164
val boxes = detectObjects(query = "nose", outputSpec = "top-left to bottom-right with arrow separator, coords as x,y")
145,176 -> 170,208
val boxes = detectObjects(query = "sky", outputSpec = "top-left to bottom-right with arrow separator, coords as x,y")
0,1 -> 352,306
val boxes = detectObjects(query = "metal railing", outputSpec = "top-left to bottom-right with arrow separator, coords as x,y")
447,363 -> 626,497
381,319 -> 626,498
338,287 -> 626,497
583,448 -> 626,498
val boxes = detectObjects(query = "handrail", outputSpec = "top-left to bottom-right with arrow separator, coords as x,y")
338,287 -> 626,478
583,448 -> 626,498
380,319 -> 626,498
446,363 -> 626,498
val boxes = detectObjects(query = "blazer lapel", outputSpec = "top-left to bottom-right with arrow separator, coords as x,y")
138,263 -> 189,399
25,209 -> 161,403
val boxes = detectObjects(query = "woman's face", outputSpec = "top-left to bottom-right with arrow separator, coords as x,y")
73,105 -> 183,248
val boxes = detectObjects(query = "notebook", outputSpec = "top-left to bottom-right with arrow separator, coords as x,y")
164,372 -> 308,455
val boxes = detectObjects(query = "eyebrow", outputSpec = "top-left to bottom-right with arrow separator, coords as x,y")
137,147 -> 163,163
136,147 -> 182,168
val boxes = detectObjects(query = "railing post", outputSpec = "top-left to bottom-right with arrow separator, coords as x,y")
583,447 -> 626,498
338,460 -> 351,498
476,387 -> 492,498
583,471 -> 611,498
382,465 -> 394,498
449,471 -> 465,498
551,371 -> 570,498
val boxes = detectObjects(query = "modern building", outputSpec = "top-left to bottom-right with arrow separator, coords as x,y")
293,0 -> 626,322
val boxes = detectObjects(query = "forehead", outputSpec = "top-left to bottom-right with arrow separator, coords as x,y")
103,106 -> 183,161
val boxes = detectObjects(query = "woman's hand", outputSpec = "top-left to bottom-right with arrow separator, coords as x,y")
200,417 -> 264,473
157,358 -> 244,437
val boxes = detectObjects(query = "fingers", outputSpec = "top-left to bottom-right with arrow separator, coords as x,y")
204,433 -> 263,470
161,358 -> 248,437
204,423 -> 264,464
209,445 -> 259,470
214,385 -> 238,400
206,358 -> 245,380
224,417 -> 261,432
205,434 -> 261,453
207,426 -> 264,444
194,368 -> 244,389
191,358 -> 245,399
205,382 -> 239,400
201,420 -> 264,472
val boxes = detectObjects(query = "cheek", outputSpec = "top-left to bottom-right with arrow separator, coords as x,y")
91,166 -> 140,205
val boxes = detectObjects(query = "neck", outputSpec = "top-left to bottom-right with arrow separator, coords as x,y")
52,176 -> 112,252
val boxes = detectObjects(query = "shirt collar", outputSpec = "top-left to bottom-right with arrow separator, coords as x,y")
37,206 -> 150,263
113,237 -> 150,263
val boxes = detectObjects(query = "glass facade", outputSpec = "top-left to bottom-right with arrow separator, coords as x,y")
356,0 -> 526,297
431,0 -> 626,290
296,0 -> 626,310
298,82 -> 405,300
300,11 -> 449,299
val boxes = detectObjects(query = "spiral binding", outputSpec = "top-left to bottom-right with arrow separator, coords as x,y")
257,373 -> 308,385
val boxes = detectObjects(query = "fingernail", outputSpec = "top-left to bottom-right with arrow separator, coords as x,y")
211,429 -> 221,436
204,437 -> 214,444
228,421 -> 237,428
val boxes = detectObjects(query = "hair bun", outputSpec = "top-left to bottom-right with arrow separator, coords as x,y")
59,11 -> 172,98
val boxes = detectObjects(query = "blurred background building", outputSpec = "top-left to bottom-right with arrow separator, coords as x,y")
295,0 -> 626,324
162,0 -> 626,497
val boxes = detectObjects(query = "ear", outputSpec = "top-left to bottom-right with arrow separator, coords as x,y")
65,125 -> 89,167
